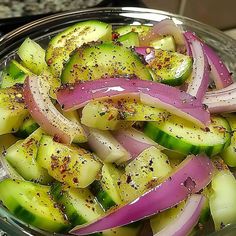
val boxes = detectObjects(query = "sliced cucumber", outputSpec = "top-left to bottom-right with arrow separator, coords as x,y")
87,128 -> 131,163
144,115 -> 231,156
51,183 -> 104,226
81,101 -> 133,130
81,99 -> 168,130
5,128 -> 52,184
0,134 -> 23,180
117,32 -> 139,47
150,35 -> 176,52
46,20 -> 112,77
221,114 -> 236,167
0,178 -> 69,232
150,201 -> 185,234
114,25 -> 151,38
103,224 -> 141,236
51,182 -> 140,236
60,42 -> 152,83
18,38 -> 47,75
118,146 -> 172,202
0,86 -> 28,135
90,163 -> 123,210
209,159 -> 236,230
0,60 -> 31,88
14,116 -> 39,138
37,135 -> 102,188
148,49 -> 192,86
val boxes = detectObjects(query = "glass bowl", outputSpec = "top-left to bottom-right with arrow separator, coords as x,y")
0,7 -> 236,236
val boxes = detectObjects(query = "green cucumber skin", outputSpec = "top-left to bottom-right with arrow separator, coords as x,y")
51,183 -> 87,226
14,117 -> 39,138
0,179 -> 69,233
143,119 -> 231,157
90,180 -> 117,211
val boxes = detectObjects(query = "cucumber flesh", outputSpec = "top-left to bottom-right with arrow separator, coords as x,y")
150,35 -> 176,52
37,135 -> 102,188
90,163 -> 123,211
118,146 -> 172,202
114,25 -> 151,38
150,201 -> 185,234
144,115 -> 231,157
51,183 -> 104,226
221,114 -> 236,167
81,99 -> 168,130
0,134 -> 23,180
5,128 -> 53,184
209,159 -> 236,230
0,60 -> 31,88
148,49 -> 192,86
117,32 -> 140,47
0,86 -> 28,135
81,101 -> 133,130
46,20 -> 112,77
61,42 -> 152,83
18,38 -> 47,75
14,116 -> 39,138
0,178 -> 69,233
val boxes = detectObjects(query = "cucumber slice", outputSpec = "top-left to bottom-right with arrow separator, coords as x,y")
51,183 -> 141,236
5,128 -> 53,184
51,183 -> 104,226
0,60 -> 31,88
118,146 -> 172,202
148,49 -> 192,86
18,38 -> 47,75
0,178 -> 69,232
114,25 -> 151,38
117,32 -> 140,47
221,114 -> 236,167
15,116 -> 39,138
150,35 -> 176,52
46,20 -> 112,77
90,163 -> 123,210
0,86 -> 28,135
37,135 -> 102,188
209,159 -> 236,230
60,42 -> 152,83
81,101 -> 133,130
144,115 -> 231,156
0,134 -> 23,180
81,99 -> 168,130
150,201 -> 185,234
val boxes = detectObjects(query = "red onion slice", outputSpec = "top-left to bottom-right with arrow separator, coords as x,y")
154,194 -> 205,236
70,154 -> 213,235
57,77 -> 210,127
134,47 -> 155,63
23,76 -> 87,144
185,31 -> 233,89
113,128 -> 164,159
140,19 -> 185,48
204,82 -> 236,113
185,32 -> 210,101
87,128 -> 132,163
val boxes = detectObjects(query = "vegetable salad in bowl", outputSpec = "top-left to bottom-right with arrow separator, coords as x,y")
0,7 -> 236,236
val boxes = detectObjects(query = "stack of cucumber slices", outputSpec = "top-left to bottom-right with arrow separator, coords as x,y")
0,19 -> 236,236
